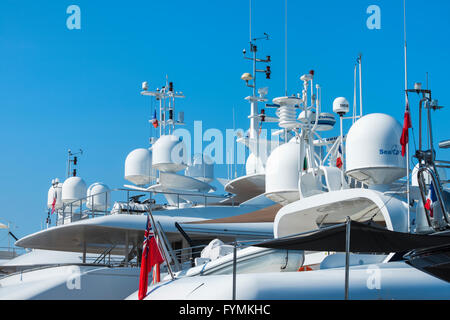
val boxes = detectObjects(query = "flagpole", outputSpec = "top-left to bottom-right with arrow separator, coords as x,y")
147,209 -> 175,280
404,0 -> 411,232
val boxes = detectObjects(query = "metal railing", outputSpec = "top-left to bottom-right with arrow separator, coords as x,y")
51,188 -> 235,227
417,165 -> 450,230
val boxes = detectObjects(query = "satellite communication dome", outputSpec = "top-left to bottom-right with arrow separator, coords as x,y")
47,180 -> 63,210
298,111 -> 336,131
185,154 -> 214,183
62,176 -> 87,205
125,148 -> 154,186
333,97 -> 349,116
86,182 -> 111,211
151,135 -> 187,172
345,113 -> 406,185
265,139 -> 301,203
246,152 -> 265,175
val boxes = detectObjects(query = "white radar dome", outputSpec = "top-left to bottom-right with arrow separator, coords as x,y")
185,154 -> 214,183
62,176 -> 87,206
151,135 -> 187,172
87,182 -> 111,211
298,111 -> 336,131
125,148 -> 154,186
265,140 -> 301,204
345,113 -> 406,185
333,97 -> 349,116
47,180 -> 63,210
246,152 -> 265,175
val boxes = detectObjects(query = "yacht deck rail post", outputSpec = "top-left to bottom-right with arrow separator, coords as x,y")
232,241 -> 237,300
82,241 -> 86,264
147,209 -> 175,280
127,190 -> 130,215
345,216 -> 351,300
124,231 -> 129,267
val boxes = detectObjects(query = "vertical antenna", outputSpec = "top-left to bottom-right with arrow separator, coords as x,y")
358,53 -> 363,117
249,0 -> 252,41
285,0 -> 288,96
353,63 -> 357,124
233,107 -> 237,178
403,0 -> 411,232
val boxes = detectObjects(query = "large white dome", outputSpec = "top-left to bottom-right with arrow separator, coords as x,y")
62,176 -> 87,206
151,135 -> 187,172
86,182 -> 111,211
265,140 -> 301,204
345,113 -> 406,185
124,148 -> 154,186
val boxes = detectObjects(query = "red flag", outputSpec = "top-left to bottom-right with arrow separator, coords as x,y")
151,110 -> 159,128
51,192 -> 57,214
138,214 -> 164,300
400,93 -> 412,157
336,145 -> 343,169
424,183 -> 437,218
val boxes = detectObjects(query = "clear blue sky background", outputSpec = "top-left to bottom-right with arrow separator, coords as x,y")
0,0 -> 449,244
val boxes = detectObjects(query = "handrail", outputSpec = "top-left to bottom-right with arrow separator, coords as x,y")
52,187 -> 236,227
417,166 -> 450,229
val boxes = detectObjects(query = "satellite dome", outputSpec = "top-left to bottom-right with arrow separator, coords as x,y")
246,152 -> 265,175
125,148 -> 154,186
298,111 -> 336,131
151,135 -> 187,172
62,176 -> 87,206
47,180 -> 63,210
265,140 -> 301,204
87,182 -> 111,211
333,97 -> 349,116
345,113 -> 406,185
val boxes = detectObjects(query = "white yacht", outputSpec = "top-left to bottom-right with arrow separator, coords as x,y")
132,48 -> 450,300
0,75 -> 282,299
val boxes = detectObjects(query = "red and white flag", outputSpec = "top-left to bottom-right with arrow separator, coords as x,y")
424,183 -> 437,218
138,214 -> 164,300
400,92 -> 412,157
51,191 -> 57,214
151,110 -> 159,128
336,145 -> 343,169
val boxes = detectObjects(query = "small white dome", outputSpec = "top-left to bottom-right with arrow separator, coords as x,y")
246,153 -> 265,175
298,111 -> 336,131
87,182 -> 111,211
125,148 -> 154,186
62,176 -> 87,206
345,113 -> 406,185
47,181 -> 63,210
333,97 -> 349,116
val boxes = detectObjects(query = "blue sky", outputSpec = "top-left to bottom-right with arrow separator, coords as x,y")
0,0 -> 449,243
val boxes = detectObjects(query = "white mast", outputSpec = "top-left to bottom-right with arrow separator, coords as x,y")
403,0 -> 411,232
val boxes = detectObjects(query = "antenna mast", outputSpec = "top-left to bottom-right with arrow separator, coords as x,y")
403,0 -> 411,232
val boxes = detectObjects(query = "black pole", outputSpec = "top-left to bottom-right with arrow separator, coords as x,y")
345,216 -> 351,300
232,241 -> 237,300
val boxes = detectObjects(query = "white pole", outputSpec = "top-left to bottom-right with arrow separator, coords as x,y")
358,54 -> 363,117
404,0 -> 411,232
353,64 -> 357,124
285,0 -> 288,96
